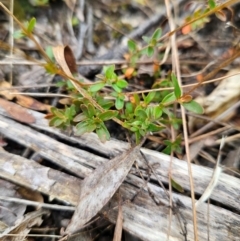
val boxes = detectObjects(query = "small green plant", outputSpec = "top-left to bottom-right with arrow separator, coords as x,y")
127,28 -> 162,67
13,17 -> 37,39
1,2 -> 205,145
47,63 -> 203,143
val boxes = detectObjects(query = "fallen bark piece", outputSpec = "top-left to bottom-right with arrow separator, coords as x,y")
0,109 -> 239,212
1,150 -> 240,240
0,150 -> 81,204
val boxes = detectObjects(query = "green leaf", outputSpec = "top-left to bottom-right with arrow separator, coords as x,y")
115,97 -> 124,110
162,146 -> 171,155
208,0 -> 216,9
51,107 -> 65,119
96,97 -> 114,110
104,65 -> 115,79
49,117 -> 63,127
73,113 -> 86,122
152,106 -> 162,119
89,82 -> 105,92
161,92 -> 176,104
130,54 -> 139,65
139,48 -> 148,56
125,102 -> 134,116
146,106 -> 153,118
144,91 -> 156,104
135,109 -> 147,120
139,128 -> 146,137
72,16 -> 79,26
134,131 -> 141,144
128,39 -> 137,52
182,100 -> 204,114
70,105 -> 76,116
133,94 -> 140,105
122,122 -> 130,129
171,178 -> 184,193
130,126 -> 138,132
111,91 -> 118,98
30,0 -> 49,6
163,137 -> 182,154
65,105 -> 76,119
98,110 -> 118,121
172,117 -> 182,130
147,46 -> 154,57
141,120 -> 149,130
87,103 -> 96,118
147,123 -> 163,132
152,28 -> 162,40
142,36 -> 150,43
44,62 -> 58,74
45,46 -> 54,61
116,79 -> 128,89
171,73 -> 181,98
75,121 -> 93,135
50,107 -> 58,116
13,30 -> 24,39
55,81 -> 65,87
81,98 -> 91,105
27,17 -> 36,33
86,123 -> 97,133
80,104 -> 89,117
66,80 -> 75,90
131,120 -> 142,126
96,124 -> 110,142
112,83 -> 122,93
163,140 -> 172,146
54,118 -> 64,127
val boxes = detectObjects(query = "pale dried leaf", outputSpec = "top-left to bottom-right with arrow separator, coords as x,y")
0,81 -> 16,100
59,97 -> 72,105
195,137 -> 225,208
203,69 -> 240,115
0,81 -> 51,112
189,69 -> 240,130
52,45 -> 77,77
52,45 -> 101,111
16,95 -> 51,112
0,209 -> 49,241
0,221 -> 8,233
52,45 -> 87,98
64,145 -> 140,235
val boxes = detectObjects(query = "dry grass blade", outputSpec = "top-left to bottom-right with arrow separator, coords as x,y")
63,144 -> 141,236
195,136 -> 225,208
113,196 -> 123,241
